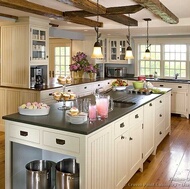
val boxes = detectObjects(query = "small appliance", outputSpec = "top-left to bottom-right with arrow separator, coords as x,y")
105,67 -> 127,78
31,67 -> 43,88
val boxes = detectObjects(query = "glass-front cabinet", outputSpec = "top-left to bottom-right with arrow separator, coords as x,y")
30,27 -> 48,64
109,39 -> 127,63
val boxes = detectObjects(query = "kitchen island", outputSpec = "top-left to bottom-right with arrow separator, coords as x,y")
3,88 -> 171,189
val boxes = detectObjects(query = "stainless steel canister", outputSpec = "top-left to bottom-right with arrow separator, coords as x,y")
26,160 -> 55,189
56,158 -> 79,189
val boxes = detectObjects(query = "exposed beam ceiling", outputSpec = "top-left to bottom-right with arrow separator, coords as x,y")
0,0 -> 103,27
57,0 -> 106,14
133,0 -> 179,24
0,13 -> 18,20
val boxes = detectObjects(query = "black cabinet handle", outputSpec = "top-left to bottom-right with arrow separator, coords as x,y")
121,136 -> 125,140
98,84 -> 100,86
49,93 -> 53,96
160,85 -> 164,87
49,71 -> 51,77
56,139 -> 65,145
68,90 -> 71,92
129,137 -> 133,140
20,131 -> 28,137
135,114 -> 139,119
149,103 -> 152,106
178,86 -> 182,88
84,87 -> 87,89
46,55 -> 49,58
160,100 -> 162,103
160,114 -> 162,117
159,131 -> 162,135
52,71 -> 54,78
120,122 -> 125,128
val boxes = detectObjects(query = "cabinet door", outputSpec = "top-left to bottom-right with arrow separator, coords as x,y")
143,101 -> 155,162
165,91 -> 171,134
1,25 -> 29,88
109,39 -> 126,63
30,27 -> 48,64
129,122 -> 143,177
114,132 -> 129,189
0,88 -> 7,131
171,91 -> 187,115
87,126 -> 113,189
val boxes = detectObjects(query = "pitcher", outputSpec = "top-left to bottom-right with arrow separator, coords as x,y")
95,95 -> 114,119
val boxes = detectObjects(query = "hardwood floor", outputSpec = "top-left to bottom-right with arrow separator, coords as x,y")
0,115 -> 190,189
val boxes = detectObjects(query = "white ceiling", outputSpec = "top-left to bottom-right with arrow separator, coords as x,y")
0,0 -> 190,37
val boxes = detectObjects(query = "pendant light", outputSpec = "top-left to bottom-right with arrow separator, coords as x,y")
91,0 -> 104,59
125,16 -> 134,60
143,18 -> 151,60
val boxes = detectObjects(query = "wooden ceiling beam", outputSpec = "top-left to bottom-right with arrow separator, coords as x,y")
103,14 -> 138,26
133,0 -> 179,24
0,0 -> 103,27
57,0 -> 106,14
64,5 -> 144,17
0,13 -> 18,20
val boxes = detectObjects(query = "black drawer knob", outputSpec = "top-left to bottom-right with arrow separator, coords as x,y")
120,122 -> 125,128
135,114 -> 139,119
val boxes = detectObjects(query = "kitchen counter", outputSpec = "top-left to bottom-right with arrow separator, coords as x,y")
127,77 -> 190,84
3,87 -> 170,135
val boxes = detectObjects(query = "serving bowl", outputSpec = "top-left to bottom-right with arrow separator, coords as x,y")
133,81 -> 144,89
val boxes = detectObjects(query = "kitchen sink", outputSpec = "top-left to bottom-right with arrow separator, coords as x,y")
114,102 -> 136,108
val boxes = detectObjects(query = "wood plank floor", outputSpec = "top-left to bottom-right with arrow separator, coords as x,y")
0,115 -> 190,189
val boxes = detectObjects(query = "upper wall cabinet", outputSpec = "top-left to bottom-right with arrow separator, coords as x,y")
1,17 -> 49,88
31,27 -> 49,64
108,39 -> 128,63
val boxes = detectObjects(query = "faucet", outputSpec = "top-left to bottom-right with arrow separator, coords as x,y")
174,73 -> 179,79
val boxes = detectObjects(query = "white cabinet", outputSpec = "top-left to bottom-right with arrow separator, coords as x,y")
30,27 -> 49,64
113,116 -> 129,189
152,82 -> 188,118
108,39 -> 127,63
143,101 -> 155,162
86,125 -> 113,189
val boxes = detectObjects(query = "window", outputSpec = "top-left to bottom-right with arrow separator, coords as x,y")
54,47 -> 71,77
139,44 -> 161,76
164,44 -> 186,78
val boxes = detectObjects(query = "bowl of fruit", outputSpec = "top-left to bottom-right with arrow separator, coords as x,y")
112,79 -> 128,91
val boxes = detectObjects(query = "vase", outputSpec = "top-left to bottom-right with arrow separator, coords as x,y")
71,71 -> 78,80
78,70 -> 84,78
89,72 -> 96,80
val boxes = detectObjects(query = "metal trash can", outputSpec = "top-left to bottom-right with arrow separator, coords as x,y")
26,160 -> 55,189
56,158 -> 79,189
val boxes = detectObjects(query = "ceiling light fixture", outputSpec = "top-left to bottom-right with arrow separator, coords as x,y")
125,15 -> 134,60
91,0 -> 104,59
143,18 -> 151,60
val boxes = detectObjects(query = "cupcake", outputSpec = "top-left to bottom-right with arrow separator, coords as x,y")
66,76 -> 72,84
69,92 -> 76,100
63,93 -> 70,101
53,92 -> 63,101
57,76 -> 66,85
69,107 -> 79,116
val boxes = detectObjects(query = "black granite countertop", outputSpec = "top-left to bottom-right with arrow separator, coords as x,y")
127,77 -> 190,84
2,87 -> 171,135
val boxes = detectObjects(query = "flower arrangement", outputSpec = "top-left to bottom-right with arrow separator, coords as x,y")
70,52 -> 89,71
84,64 -> 99,73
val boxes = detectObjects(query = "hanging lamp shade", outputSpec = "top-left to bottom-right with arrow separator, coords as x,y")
125,46 -> 134,59
91,0 -> 104,59
144,48 -> 151,60
91,41 -> 104,58
143,18 -> 151,60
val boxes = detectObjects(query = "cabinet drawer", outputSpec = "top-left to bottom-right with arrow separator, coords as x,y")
129,107 -> 143,125
43,131 -> 80,153
9,124 -> 40,143
114,115 -> 129,138
155,122 -> 165,145
155,106 -> 165,126
155,96 -> 165,108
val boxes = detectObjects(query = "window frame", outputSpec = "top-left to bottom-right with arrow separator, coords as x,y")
134,37 -> 190,79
